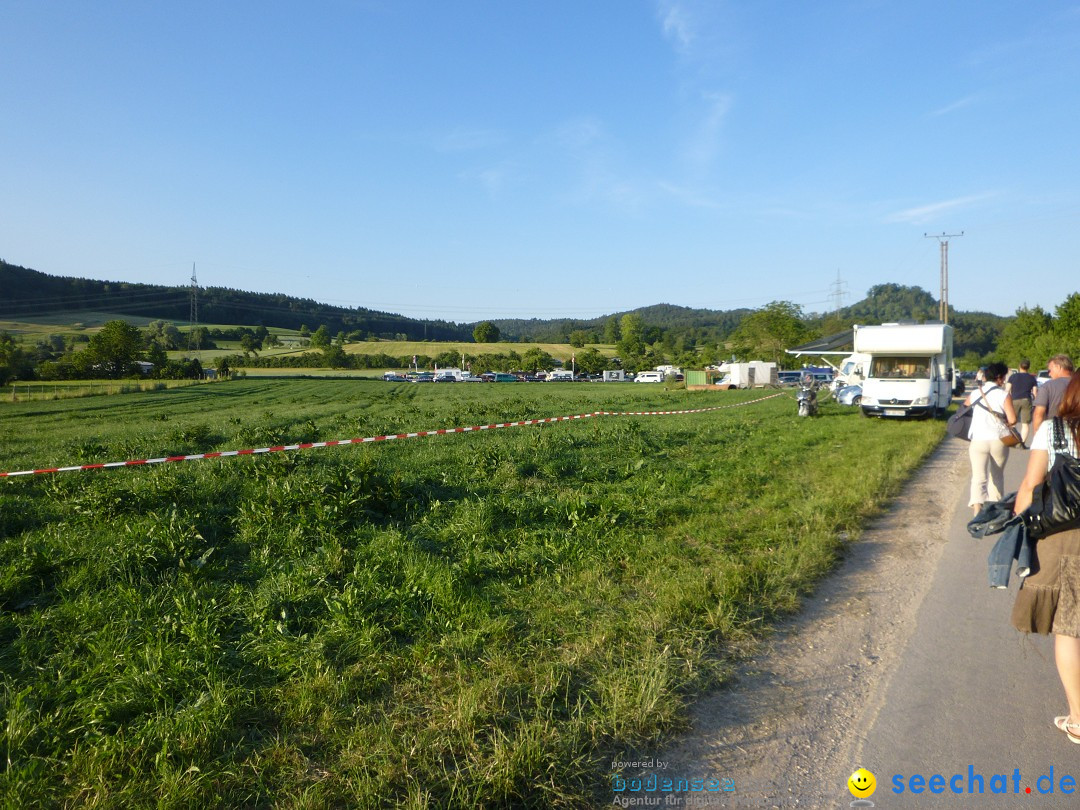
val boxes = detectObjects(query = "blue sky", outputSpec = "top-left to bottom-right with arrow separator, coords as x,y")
2,1 -> 1079,323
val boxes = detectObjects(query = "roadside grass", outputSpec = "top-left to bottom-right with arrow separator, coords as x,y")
0,381 -> 943,807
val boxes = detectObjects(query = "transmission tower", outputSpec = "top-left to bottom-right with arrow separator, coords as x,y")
187,263 -> 201,354
828,270 -> 848,321
924,232 -> 963,324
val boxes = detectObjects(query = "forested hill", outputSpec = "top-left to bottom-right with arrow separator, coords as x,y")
1,260 -> 1007,353
0,260 -> 472,341
825,283 -> 1008,358
490,303 -> 754,343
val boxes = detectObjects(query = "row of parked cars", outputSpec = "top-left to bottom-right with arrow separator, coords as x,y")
382,370 -> 677,383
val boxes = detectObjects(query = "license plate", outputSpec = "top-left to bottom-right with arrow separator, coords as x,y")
885,409 -> 905,417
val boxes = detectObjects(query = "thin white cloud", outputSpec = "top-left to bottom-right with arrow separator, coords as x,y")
683,92 -> 732,167
657,0 -> 696,55
929,95 -> 978,117
458,165 -> 510,198
885,193 -> 997,224
434,127 -> 506,152
658,181 -> 720,210
553,117 -> 604,150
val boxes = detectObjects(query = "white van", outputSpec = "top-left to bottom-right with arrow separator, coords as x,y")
634,371 -> 665,383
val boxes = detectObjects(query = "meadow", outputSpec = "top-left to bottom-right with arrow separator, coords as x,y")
0,380 -> 944,807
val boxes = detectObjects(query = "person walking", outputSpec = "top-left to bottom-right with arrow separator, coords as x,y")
1032,354 -> 1075,435
1007,359 -> 1038,445
965,362 -> 1018,516
1011,372 -> 1080,743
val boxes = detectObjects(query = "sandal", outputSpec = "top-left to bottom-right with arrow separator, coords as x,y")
1054,715 -> 1080,743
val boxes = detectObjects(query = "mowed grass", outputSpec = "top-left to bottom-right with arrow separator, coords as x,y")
0,381 -> 944,807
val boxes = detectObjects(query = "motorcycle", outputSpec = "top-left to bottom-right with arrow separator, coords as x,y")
796,377 -> 818,417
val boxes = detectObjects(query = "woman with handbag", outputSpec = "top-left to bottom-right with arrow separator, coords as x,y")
966,362 -> 1019,516
1012,372 -> 1080,743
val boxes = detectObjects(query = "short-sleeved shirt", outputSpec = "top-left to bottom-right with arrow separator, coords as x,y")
1034,377 -> 1070,418
1008,371 -> 1037,401
968,385 -> 1009,441
1030,417 -> 1079,468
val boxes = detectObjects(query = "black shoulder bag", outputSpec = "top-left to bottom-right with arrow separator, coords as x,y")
1023,417 -> 1080,540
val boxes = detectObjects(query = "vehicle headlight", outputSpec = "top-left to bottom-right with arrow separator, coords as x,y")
861,396 -> 876,406
913,396 -> 929,406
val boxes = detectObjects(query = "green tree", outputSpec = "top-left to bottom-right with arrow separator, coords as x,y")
214,356 -> 231,379
146,320 -> 181,350
521,347 -> 555,371
998,305 -> 1055,369
310,325 -> 331,349
728,301 -> 813,366
568,329 -> 589,348
574,347 -> 607,374
323,345 -> 348,368
473,321 -> 501,343
603,317 -> 621,344
0,332 -> 32,385
617,313 -> 646,358
84,320 -> 145,378
1054,293 -> 1080,361
239,334 -> 261,357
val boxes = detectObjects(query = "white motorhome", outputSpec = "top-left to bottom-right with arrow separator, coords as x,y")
833,352 -> 871,391
855,324 -> 955,418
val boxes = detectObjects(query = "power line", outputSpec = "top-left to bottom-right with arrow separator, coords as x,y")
924,232 -> 963,324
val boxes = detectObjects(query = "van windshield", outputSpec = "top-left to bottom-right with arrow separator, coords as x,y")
870,356 -> 932,379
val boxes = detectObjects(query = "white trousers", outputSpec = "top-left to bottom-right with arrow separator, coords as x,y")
969,439 -> 1009,507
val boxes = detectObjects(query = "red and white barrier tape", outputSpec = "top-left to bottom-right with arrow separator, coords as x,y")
1,393 -> 783,478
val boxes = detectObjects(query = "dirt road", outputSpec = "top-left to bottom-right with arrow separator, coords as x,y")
614,438 -> 1079,808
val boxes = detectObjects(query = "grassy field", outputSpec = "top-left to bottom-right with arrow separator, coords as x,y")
0,381 -> 944,807
1,378 -> 206,403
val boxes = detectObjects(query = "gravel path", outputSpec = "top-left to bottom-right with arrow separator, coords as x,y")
624,437 -> 972,808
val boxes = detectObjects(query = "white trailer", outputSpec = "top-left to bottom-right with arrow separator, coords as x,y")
855,324 -> 955,418
719,361 -> 777,388
602,370 -> 626,382
546,368 -> 575,381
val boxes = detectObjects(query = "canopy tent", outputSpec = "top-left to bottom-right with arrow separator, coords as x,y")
786,330 -> 854,358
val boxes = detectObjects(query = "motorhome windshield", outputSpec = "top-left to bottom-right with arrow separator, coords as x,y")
870,356 -> 932,379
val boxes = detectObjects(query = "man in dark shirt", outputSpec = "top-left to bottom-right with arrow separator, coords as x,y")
1006,359 -> 1038,444
1032,354 -> 1075,436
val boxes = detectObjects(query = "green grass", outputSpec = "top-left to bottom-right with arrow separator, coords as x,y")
1,379 -> 205,403
0,381 -> 944,807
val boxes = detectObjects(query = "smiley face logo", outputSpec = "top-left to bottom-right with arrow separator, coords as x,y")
846,768 -> 872,803
848,768 -> 876,798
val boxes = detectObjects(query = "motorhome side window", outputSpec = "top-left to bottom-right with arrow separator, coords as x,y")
870,356 -> 932,379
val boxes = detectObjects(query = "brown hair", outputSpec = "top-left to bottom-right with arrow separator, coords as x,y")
1060,372 -> 1080,448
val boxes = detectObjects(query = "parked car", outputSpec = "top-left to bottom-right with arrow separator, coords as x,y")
777,371 -> 802,386
432,373 -> 456,382
412,372 -> 435,383
634,371 -> 665,383
460,374 -> 484,382
836,384 -> 863,406
382,373 -> 409,382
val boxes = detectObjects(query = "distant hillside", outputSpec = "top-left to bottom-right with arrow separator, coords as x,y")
0,260 -> 472,341
0,260 -> 1008,355
491,303 -> 753,343
815,283 -> 1008,358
